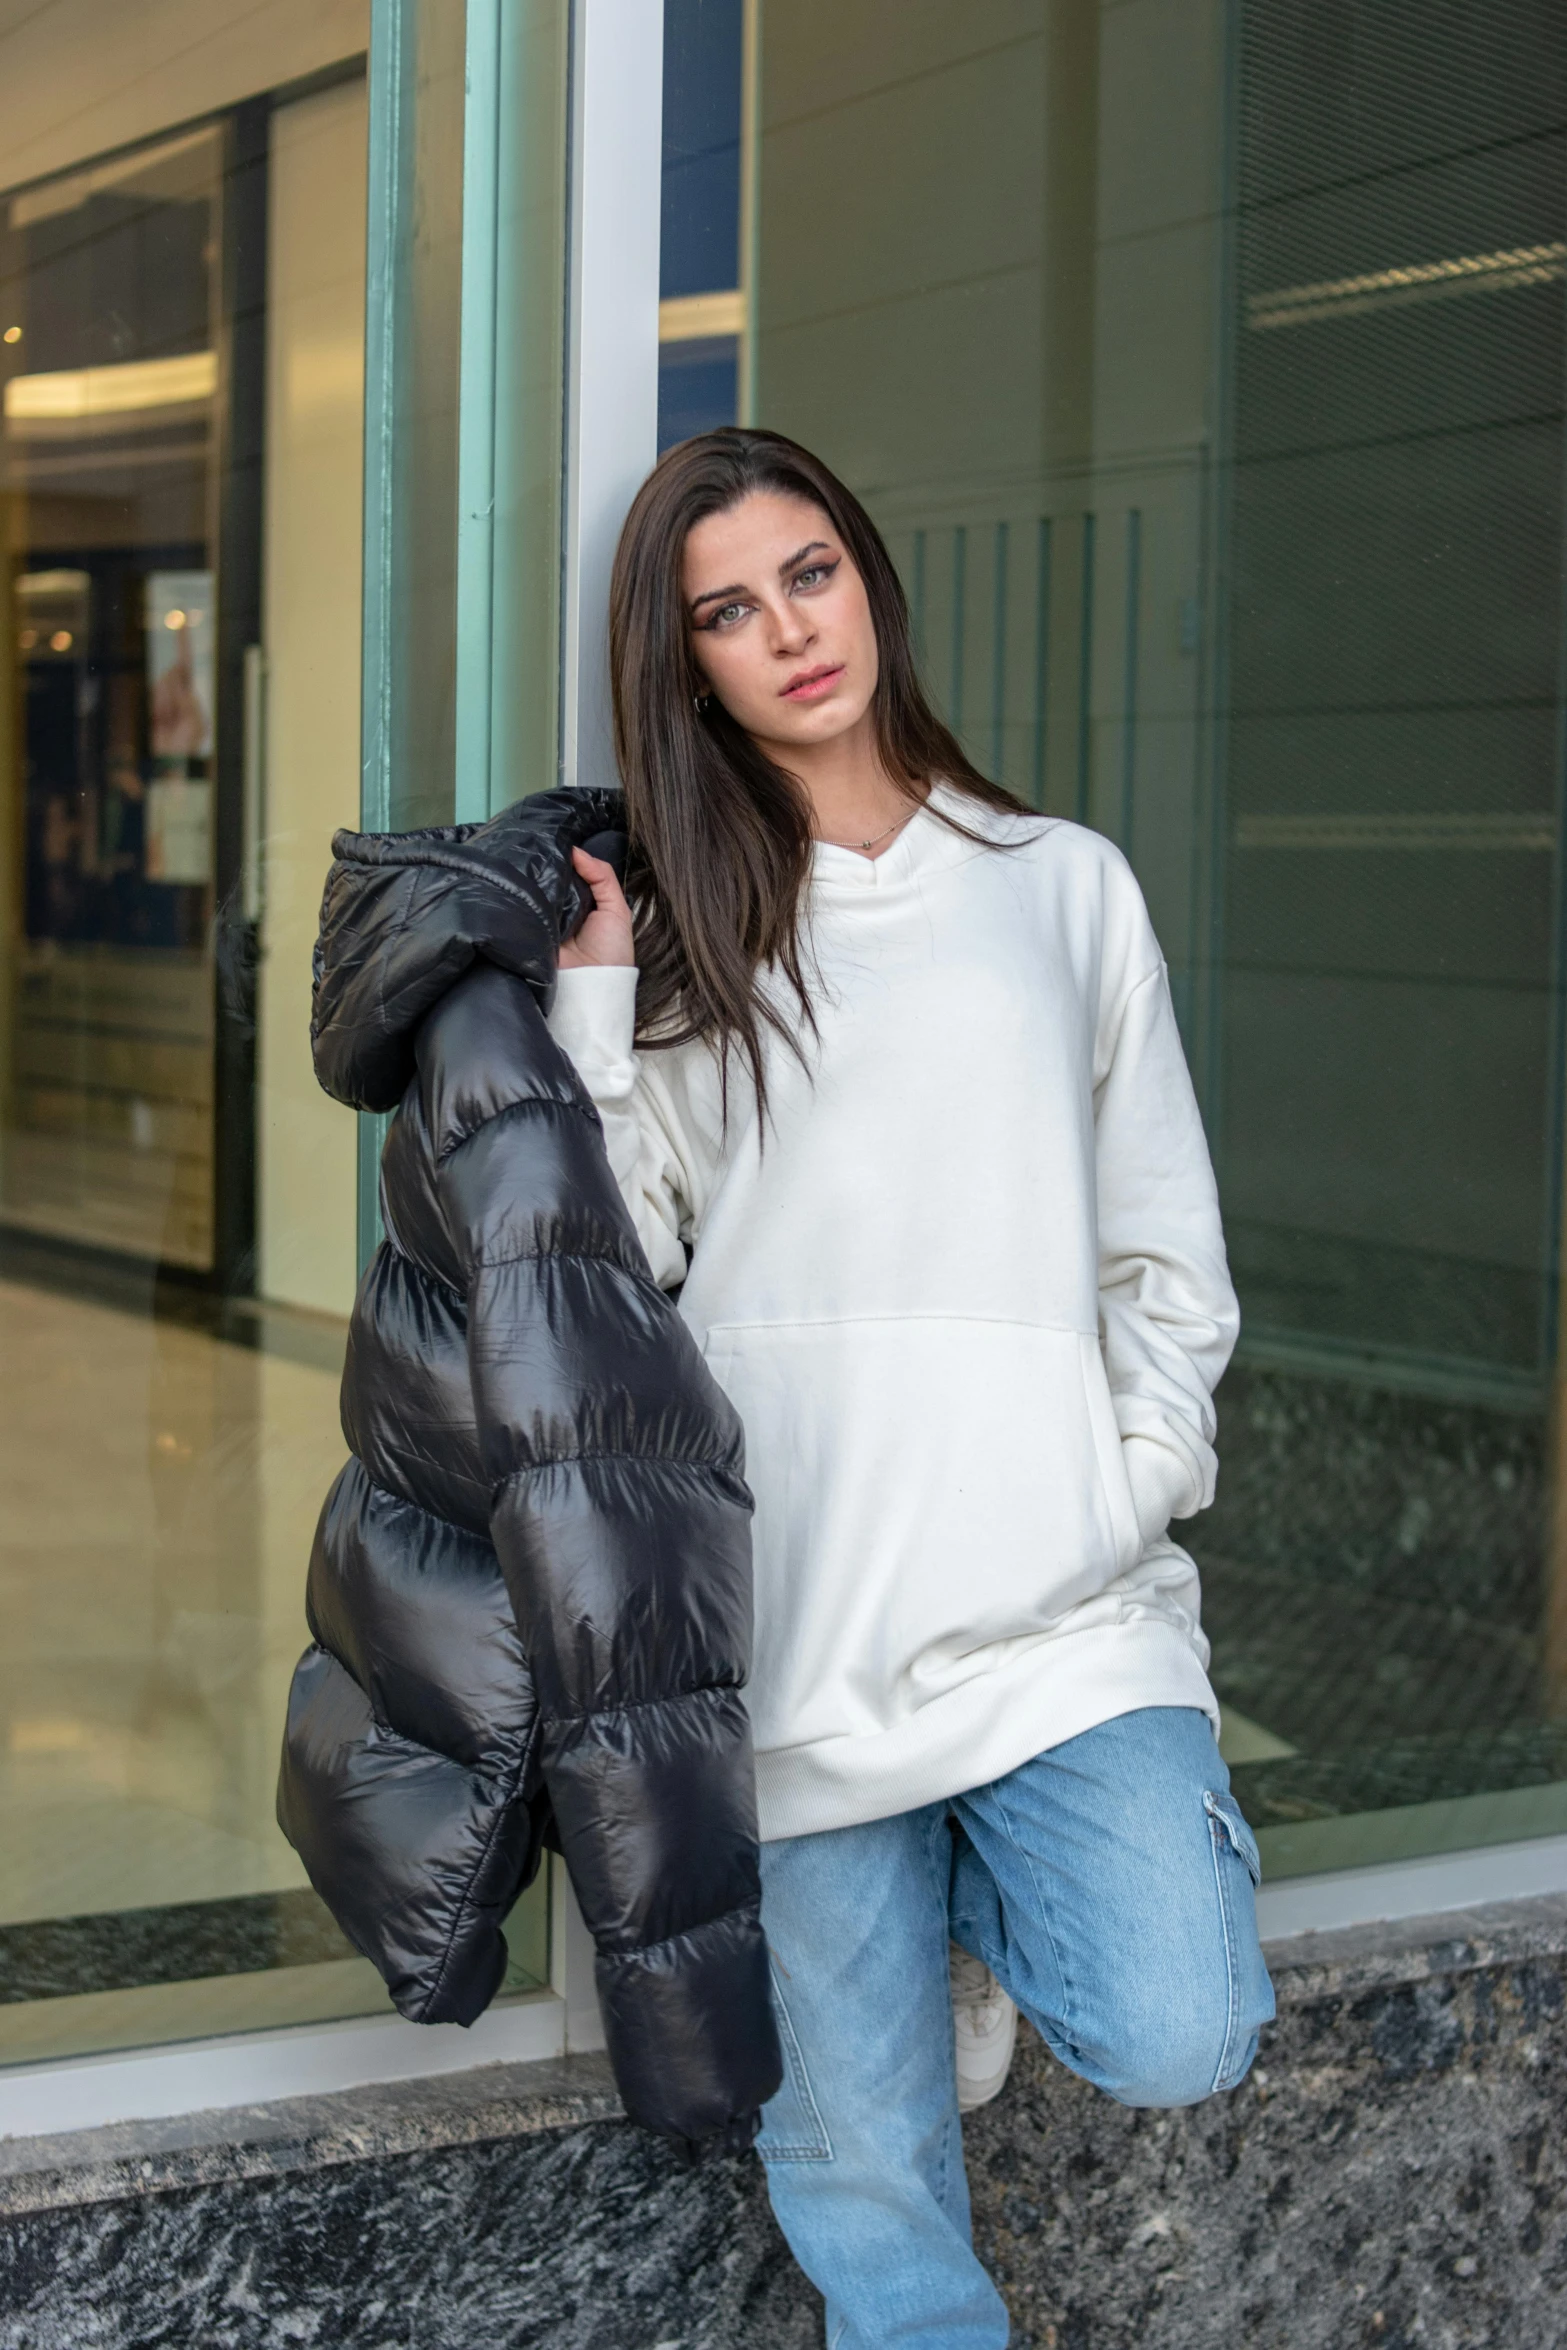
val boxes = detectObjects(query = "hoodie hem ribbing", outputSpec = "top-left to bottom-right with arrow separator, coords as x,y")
753,1618 -> 1220,1842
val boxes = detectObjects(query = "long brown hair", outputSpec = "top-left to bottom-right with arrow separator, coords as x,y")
609,426 -> 1030,1111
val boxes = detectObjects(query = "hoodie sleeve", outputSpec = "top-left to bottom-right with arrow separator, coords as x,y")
1094,956 -> 1239,1548
546,966 -> 704,1291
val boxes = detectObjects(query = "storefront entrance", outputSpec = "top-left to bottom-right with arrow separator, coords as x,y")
2,0 -> 1566,2115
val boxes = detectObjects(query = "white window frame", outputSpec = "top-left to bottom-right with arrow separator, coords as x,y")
0,0 -> 658,2146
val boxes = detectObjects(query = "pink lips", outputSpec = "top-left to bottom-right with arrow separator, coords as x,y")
781,663 -> 844,701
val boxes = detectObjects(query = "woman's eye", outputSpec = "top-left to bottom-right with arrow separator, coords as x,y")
793,561 -> 838,592
711,602 -> 748,629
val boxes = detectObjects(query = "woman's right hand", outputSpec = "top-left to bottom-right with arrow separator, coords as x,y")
561,846 -> 636,969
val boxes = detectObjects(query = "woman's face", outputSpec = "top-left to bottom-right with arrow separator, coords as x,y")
682,490 -> 879,753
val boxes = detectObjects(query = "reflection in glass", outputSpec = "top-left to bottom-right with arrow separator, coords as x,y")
0,59 -> 554,2068
2,130 -> 224,1270
734,0 -> 1567,1874
1200,0 -> 1567,1871
0,8 -> 564,2075
659,0 -> 746,449
0,110 -> 377,2067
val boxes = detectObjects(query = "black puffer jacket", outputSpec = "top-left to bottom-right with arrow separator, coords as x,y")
277,786 -> 781,2154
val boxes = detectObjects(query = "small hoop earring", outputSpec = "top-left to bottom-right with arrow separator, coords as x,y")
694,690 -> 710,715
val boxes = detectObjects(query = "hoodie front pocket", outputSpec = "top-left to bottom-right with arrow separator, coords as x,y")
700,1315 -> 1133,1748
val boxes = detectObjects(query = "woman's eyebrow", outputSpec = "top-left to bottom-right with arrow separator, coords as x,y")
688,542 -> 833,615
689,580 -> 748,614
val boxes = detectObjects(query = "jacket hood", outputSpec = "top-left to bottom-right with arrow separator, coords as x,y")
311,784 -> 626,1112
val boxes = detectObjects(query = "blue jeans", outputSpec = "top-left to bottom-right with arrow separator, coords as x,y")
756,1706 -> 1274,2349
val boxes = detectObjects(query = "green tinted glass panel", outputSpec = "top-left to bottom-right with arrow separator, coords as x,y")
731,0 -> 1567,1878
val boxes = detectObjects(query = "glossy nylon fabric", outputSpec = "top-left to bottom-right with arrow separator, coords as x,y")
276,786 -> 781,2152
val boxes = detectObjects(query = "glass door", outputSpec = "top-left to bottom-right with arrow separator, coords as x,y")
663,0 -> 1567,1885
0,0 -> 571,2087
2,124 -> 233,1275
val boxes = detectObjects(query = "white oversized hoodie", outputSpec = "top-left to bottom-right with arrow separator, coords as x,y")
547,790 -> 1238,1842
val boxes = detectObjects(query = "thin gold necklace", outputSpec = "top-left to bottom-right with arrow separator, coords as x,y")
817,808 -> 915,853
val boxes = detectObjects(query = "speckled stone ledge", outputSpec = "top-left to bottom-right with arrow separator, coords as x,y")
5,1896 -> 1567,2350
0,2053 -> 623,2218
4,1896 -> 1565,2222
966,1889 -> 1567,2349
1265,1891 -> 1567,2005
0,2060 -> 809,2350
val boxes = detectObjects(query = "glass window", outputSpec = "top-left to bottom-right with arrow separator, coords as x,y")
665,0 -> 1567,1880
4,127 -> 228,1273
659,0 -> 748,450
0,5 -> 557,2071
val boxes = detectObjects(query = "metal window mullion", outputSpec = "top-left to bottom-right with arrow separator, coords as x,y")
559,0 -> 664,795
737,0 -> 762,424
357,0 -> 419,1265
360,0 -> 415,840
453,0 -> 503,825
544,0 -> 664,2039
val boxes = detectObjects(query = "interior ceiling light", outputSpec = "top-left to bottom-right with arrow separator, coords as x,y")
3,348 -> 216,424
658,289 -> 745,343
17,568 -> 90,598
1249,239 -> 1566,330
3,326 -> 20,344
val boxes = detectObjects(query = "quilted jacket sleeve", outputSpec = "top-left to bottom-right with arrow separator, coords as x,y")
422,963 -> 781,2152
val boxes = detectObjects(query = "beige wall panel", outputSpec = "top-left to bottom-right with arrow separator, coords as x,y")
1092,220 -> 1219,458
755,0 -> 1221,995
761,272 -> 1045,504
763,0 -> 1043,127
760,45 -> 1045,333
1097,0 -> 1225,243
0,0 -> 367,188
257,78 -> 365,1320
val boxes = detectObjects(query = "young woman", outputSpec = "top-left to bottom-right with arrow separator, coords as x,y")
552,427 -> 1273,2347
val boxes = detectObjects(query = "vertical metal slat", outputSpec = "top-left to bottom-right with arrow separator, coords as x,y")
1121,507 -> 1142,853
1075,511 -> 1096,824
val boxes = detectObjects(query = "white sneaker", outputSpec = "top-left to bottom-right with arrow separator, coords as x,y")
950,1945 -> 1018,2111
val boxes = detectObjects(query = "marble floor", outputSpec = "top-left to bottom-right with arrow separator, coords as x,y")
0,1273 -> 554,2066
0,1275 -> 401,2059
0,1277 -> 345,1927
